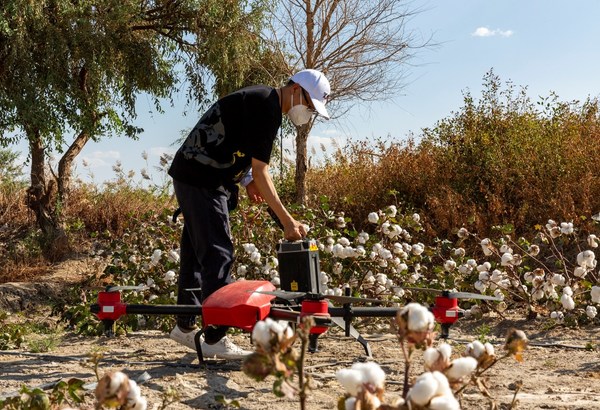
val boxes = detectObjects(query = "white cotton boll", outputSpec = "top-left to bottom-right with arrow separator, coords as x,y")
445,357 -> 478,381
375,273 -> 387,285
333,287 -> 343,296
250,251 -> 261,264
490,269 -> 503,282
402,242 -> 413,253
479,262 -> 492,272
129,396 -> 147,410
587,234 -> 599,248
243,243 -> 257,254
412,213 -> 421,223
501,252 -> 514,266
105,371 -> 128,396
333,263 -> 343,275
423,348 -> 440,370
251,320 -> 271,349
355,246 -> 366,257
163,270 -> 176,283
474,281 -> 487,292
546,219 -> 557,230
563,286 -> 573,296
551,274 -> 566,286
407,372 -> 438,406
327,237 -> 335,245
431,371 -> 452,397
550,311 -> 564,322
381,222 -> 391,234
528,245 -> 540,256
150,249 -> 162,266
586,305 -> 597,319
458,264 -> 471,275
338,237 -> 351,247
372,243 -> 383,252
352,362 -> 386,389
379,248 -> 393,260
343,247 -> 357,258
167,249 -> 180,263
478,271 -> 490,282
378,260 -> 388,268
561,294 -> 575,310
368,212 -> 379,224
438,343 -> 452,362
560,222 -> 574,235
429,395 -> 460,410
465,340 -> 485,359
320,271 -> 329,285
467,259 -> 478,268
332,244 -> 345,257
494,289 -> 505,300
336,369 -> 363,396
387,205 -> 398,217
237,265 -> 248,275
574,266 -> 587,278
404,303 -> 435,332
591,286 -> 600,303
271,276 -> 280,286
344,397 -> 357,410
499,244 -> 512,254
457,227 -> 469,238
357,231 -> 369,244
453,247 -> 466,257
146,278 -> 155,288
336,216 -> 346,228
127,379 -> 142,405
444,260 -> 457,272
394,287 -> 405,297
397,263 -> 408,273
412,243 -> 425,256
531,288 -> 544,300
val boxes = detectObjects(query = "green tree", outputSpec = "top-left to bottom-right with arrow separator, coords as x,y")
0,0 -> 284,258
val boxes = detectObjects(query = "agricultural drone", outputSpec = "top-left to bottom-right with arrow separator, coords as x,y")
91,240 -> 500,362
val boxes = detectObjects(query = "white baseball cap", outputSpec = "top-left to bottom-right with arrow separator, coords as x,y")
290,69 -> 331,119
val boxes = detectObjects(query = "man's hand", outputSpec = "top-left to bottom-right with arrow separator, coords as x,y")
245,180 -> 264,203
283,218 -> 307,241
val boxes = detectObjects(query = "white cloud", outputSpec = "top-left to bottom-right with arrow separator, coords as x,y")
79,150 -> 120,168
472,27 -> 514,38
148,146 -> 176,157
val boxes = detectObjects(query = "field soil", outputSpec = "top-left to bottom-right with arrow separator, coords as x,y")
1,262 -> 599,410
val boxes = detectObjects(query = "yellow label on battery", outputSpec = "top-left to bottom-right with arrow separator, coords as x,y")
309,241 -> 318,251
291,280 -> 299,291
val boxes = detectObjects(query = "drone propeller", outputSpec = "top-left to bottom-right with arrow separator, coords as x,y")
106,285 -> 149,292
400,287 -> 503,302
253,290 -> 386,305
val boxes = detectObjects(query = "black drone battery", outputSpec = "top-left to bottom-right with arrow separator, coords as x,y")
277,240 -> 321,293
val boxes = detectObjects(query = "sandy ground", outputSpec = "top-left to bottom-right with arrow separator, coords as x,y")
1,261 -> 599,410
1,306 -> 599,410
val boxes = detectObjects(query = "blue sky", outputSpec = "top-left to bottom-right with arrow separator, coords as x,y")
12,0 -> 600,185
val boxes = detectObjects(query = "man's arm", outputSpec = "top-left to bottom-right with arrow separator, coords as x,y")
251,158 -> 306,241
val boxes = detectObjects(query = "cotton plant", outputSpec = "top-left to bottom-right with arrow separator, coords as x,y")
243,317 -> 315,407
95,371 -> 147,410
336,362 -> 386,410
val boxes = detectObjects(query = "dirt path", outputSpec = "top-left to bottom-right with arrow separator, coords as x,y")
1,315 -> 599,410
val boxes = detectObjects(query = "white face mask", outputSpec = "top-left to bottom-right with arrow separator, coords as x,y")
287,93 -> 313,126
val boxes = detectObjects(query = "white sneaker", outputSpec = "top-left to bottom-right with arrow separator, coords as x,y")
170,326 -> 252,360
170,325 -> 203,350
202,336 -> 253,360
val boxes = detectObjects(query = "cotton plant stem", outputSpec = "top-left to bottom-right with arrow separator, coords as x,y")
400,341 -> 412,399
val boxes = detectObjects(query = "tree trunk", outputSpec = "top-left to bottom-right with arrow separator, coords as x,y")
294,124 -> 310,205
58,130 -> 90,203
26,132 -> 69,260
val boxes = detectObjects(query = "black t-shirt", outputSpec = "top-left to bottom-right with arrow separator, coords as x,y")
168,85 -> 282,188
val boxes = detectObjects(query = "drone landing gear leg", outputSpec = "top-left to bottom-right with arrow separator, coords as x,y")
330,317 -> 372,357
195,329 -> 205,365
102,320 -> 116,337
308,334 -> 320,353
440,324 -> 451,339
